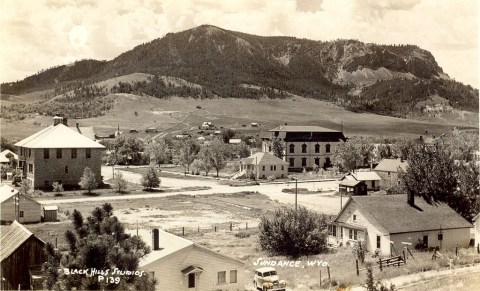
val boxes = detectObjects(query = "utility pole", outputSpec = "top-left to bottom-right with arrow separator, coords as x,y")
295,177 -> 298,212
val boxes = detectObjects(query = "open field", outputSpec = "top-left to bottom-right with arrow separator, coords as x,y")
400,271 -> 480,291
1,94 -> 478,140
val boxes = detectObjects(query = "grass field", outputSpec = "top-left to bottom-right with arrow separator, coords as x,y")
2,93 -> 478,140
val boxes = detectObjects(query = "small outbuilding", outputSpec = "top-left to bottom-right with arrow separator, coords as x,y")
339,180 -> 367,196
42,205 -> 58,222
341,171 -> 381,191
1,185 -> 41,224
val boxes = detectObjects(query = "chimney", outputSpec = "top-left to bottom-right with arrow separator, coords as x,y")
407,191 -> 415,206
152,228 -> 159,251
53,115 -> 63,126
62,117 -> 68,126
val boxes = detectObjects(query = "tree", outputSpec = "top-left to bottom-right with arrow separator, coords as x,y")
271,137 -> 285,159
208,139 -> 229,177
43,203 -> 156,290
173,139 -> 200,174
195,146 -> 214,176
221,128 -> 235,143
234,142 -> 251,159
52,182 -> 64,193
399,142 -> 479,221
19,179 -> 31,196
145,139 -> 168,167
141,167 -> 160,190
258,206 -> 328,258
112,171 -> 128,193
79,167 -> 98,195
333,141 -> 362,172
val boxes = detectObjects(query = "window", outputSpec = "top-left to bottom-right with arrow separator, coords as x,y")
301,157 -> 307,167
273,165 -> 277,171
281,165 -> 284,171
71,148 -> 77,159
325,157 -> 331,168
301,144 -> 307,153
262,166 -> 265,171
86,148 -> 91,159
388,172 -> 391,177
314,158 -> 320,166
28,164 -> 33,174
289,144 -> 295,153
28,148 -> 31,158
438,233 -> 443,241
315,144 -> 320,153
44,148 -> 50,159
325,144 -> 331,153
217,271 -> 226,283
65,166 -> 69,174
376,235 -> 381,249
268,146 -> 272,152
353,214 -> 357,222
270,165 -> 273,171
20,211 -> 24,218
289,158 -> 294,167
56,148 -> 62,159
188,273 -> 195,288
328,225 -> 337,236
230,270 -> 237,283
349,229 -> 358,240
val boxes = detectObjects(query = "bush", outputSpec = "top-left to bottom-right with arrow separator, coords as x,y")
352,241 -> 366,263
112,171 -> 128,193
78,167 -> 98,195
266,175 -> 276,182
141,167 -> 160,190
259,206 -> 328,258
52,182 -> 64,193
234,231 -> 251,238
365,265 -> 396,291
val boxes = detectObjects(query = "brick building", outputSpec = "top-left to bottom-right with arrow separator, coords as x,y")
15,117 -> 104,189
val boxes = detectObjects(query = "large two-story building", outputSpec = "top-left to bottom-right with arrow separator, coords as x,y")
262,125 -> 346,171
14,117 -> 104,189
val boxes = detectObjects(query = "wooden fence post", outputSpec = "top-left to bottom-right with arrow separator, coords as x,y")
403,250 -> 406,263
355,259 -> 359,276
379,257 -> 383,271
214,226 -> 217,232
319,269 -> 322,287
477,243 -> 479,254
230,223 -> 233,231
455,245 -> 458,256
182,227 -> 185,236
327,265 -> 330,280
246,222 -> 248,230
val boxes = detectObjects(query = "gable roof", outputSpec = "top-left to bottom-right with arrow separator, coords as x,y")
240,152 -> 288,165
14,124 -> 105,149
75,126 -> 96,140
0,185 -> 19,203
129,229 -> 243,268
269,126 -> 340,133
335,195 -> 472,234
339,180 -> 365,187
0,221 -> 44,262
0,150 -> 18,163
374,158 -> 408,173
343,171 -> 381,181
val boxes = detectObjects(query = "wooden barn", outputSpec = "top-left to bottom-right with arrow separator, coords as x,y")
1,185 -> 42,224
0,221 -> 46,290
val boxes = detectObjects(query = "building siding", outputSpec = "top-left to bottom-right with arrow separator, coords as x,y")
142,245 -> 244,291
1,195 -> 41,224
390,228 -> 471,253
375,170 -> 400,189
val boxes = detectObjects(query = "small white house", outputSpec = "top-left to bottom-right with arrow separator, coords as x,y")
0,149 -> 18,166
132,229 -> 244,291
0,185 -> 41,224
239,152 -> 288,179
473,213 -> 480,249
328,194 -> 473,257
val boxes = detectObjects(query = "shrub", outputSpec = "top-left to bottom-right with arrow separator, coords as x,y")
78,167 -> 98,195
266,175 -> 276,182
352,241 -> 366,263
112,171 -> 128,193
259,206 -> 328,258
52,182 -> 64,193
235,231 -> 251,238
141,167 -> 160,190
364,265 -> 396,291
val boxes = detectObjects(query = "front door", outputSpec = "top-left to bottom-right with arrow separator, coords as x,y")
423,235 -> 429,249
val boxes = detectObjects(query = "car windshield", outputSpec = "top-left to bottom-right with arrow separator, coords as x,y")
263,271 -> 277,276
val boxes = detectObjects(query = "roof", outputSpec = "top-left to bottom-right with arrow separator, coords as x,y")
0,185 -> 19,203
240,152 -> 289,165
343,171 -> 381,181
473,213 -> 480,223
43,205 -> 58,211
14,124 -> 105,149
75,126 -> 96,140
129,229 -> 243,267
255,267 -> 278,273
269,126 -> 340,133
339,180 -> 364,187
229,139 -> 242,144
335,195 -> 473,234
374,158 -> 408,173
0,221 -> 43,261
0,150 -> 18,163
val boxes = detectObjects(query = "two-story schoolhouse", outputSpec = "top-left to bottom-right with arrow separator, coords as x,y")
262,125 -> 346,171
15,117 -> 104,189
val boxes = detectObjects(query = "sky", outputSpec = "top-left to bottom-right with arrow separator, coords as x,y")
0,0 -> 478,88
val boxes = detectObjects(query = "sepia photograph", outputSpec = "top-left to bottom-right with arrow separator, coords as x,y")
0,0 -> 479,290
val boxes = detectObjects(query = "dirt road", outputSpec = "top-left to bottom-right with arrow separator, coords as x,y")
38,167 -> 346,215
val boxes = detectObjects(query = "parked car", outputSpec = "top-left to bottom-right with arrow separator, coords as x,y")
253,267 -> 286,291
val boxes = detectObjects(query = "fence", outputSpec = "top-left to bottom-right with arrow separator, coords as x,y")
355,248 -> 412,276
167,222 -> 255,236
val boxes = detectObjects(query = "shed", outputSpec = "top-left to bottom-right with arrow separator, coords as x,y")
42,205 -> 58,222
339,180 -> 367,196
0,221 -> 46,290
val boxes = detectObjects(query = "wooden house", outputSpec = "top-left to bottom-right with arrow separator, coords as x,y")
328,194 -> 472,256
132,229 -> 244,291
1,185 -> 41,224
341,171 -> 381,191
339,180 -> 367,196
0,221 -> 46,290
374,158 -> 408,189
